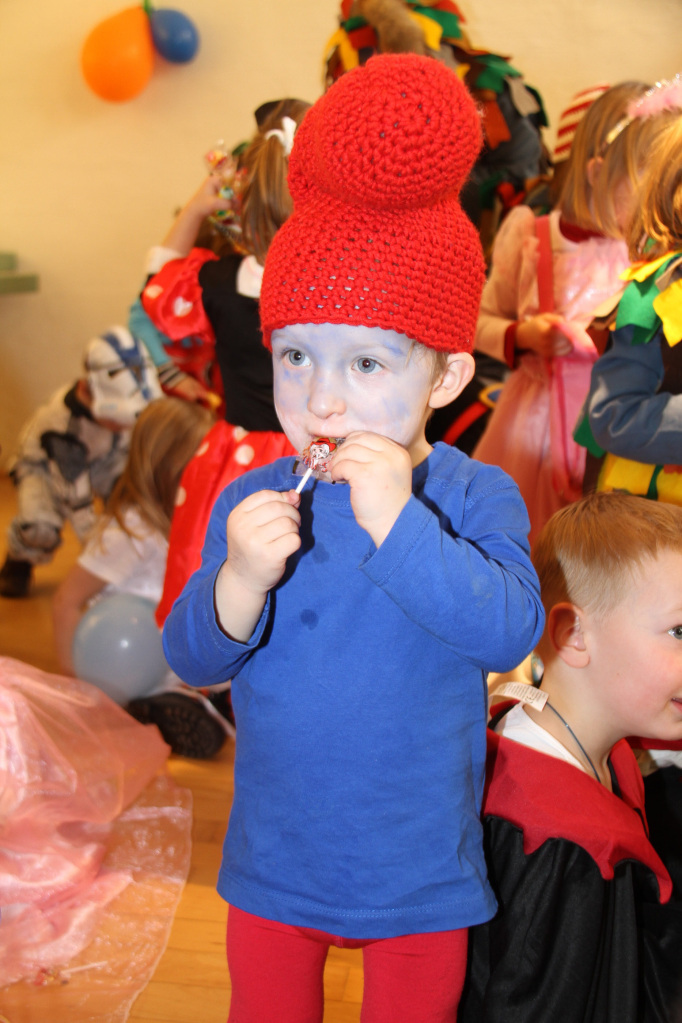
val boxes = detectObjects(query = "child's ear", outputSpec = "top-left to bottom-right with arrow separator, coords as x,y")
586,156 -> 603,189
429,353 -> 476,409
548,602 -> 589,667
76,377 -> 93,408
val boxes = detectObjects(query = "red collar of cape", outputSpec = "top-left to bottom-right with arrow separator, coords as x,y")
484,703 -> 672,902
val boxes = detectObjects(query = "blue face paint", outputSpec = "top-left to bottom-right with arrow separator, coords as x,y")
271,322 -> 439,464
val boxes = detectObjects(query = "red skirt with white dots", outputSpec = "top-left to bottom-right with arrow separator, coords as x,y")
156,421 -> 296,626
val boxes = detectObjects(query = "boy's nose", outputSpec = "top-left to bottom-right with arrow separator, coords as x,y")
307,371 -> 346,419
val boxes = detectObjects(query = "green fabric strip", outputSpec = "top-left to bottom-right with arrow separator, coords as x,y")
616,255 -> 680,346
524,84 -> 549,127
573,411 -> 604,457
411,5 -> 463,38
341,16 -> 368,32
648,465 -> 663,500
474,53 -> 520,93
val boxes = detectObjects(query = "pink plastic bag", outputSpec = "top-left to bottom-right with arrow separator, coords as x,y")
548,323 -> 597,503
474,354 -> 560,547
0,657 -> 193,1021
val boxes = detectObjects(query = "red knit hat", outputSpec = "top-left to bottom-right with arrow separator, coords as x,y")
260,53 -> 485,353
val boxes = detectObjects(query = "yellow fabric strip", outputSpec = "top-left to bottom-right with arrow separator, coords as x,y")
653,278 -> 682,347
621,250 -> 682,282
599,453 -> 657,495
322,27 -> 359,73
409,10 -> 443,50
339,32 -> 360,70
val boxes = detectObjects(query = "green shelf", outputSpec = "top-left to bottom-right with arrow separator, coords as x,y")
0,253 -> 39,293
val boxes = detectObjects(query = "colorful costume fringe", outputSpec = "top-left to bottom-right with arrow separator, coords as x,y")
575,251 -> 682,503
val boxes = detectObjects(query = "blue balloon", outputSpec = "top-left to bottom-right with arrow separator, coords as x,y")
150,8 -> 200,63
73,594 -> 169,704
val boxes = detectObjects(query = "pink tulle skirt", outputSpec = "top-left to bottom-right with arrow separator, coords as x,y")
473,350 -> 593,548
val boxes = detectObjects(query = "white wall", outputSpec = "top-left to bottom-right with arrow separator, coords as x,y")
1,0 -> 680,455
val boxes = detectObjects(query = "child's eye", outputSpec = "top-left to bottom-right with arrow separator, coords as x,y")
355,357 -> 380,374
107,368 -> 124,378
285,349 -> 310,367
668,625 -> 682,640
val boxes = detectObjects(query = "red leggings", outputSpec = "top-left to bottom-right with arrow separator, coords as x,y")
226,905 -> 468,1023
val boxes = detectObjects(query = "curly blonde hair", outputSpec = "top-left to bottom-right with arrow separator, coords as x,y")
627,115 -> 682,259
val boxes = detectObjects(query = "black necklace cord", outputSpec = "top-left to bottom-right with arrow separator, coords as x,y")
544,700 -> 601,784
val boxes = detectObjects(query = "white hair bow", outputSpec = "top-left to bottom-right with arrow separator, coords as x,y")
264,115 -> 297,156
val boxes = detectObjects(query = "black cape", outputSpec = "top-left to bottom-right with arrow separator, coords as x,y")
458,707 -> 682,1023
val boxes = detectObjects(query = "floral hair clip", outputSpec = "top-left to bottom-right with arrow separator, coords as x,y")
601,74 -> 682,153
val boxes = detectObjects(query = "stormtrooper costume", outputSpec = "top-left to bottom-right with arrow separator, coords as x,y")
1,328 -> 162,594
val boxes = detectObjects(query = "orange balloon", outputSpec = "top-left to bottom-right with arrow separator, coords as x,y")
81,6 -> 154,102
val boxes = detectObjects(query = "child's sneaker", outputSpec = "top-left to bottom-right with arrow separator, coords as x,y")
0,557 -> 32,598
127,689 -> 231,759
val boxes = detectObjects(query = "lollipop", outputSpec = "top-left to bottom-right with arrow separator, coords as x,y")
294,437 -> 343,492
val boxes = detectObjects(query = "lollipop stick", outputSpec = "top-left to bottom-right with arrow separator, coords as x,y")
295,466 -> 313,494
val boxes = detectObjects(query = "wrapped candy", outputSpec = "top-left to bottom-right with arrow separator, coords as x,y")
204,141 -> 247,247
294,437 -> 344,491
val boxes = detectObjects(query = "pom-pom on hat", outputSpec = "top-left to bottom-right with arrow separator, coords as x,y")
260,53 -> 486,354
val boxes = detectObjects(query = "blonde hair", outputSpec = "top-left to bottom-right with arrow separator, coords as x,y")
560,81 -> 657,237
532,491 -> 682,619
240,98 -> 311,265
105,398 -> 213,540
627,115 -> 682,260
406,341 -> 450,383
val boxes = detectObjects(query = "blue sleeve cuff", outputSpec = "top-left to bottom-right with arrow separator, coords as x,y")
163,566 -> 271,686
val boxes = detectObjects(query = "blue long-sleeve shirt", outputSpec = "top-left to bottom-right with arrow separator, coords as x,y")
164,442 -> 544,937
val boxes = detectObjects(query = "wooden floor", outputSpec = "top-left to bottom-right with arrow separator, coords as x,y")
0,473 -> 363,1022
